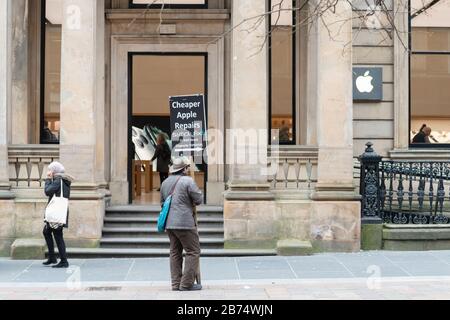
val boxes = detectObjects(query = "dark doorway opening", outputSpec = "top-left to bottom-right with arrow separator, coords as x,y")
127,52 -> 208,205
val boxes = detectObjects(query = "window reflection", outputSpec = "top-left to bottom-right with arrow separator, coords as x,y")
41,0 -> 62,144
270,0 -> 295,144
410,0 -> 450,145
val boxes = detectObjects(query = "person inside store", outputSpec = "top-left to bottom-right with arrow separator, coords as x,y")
151,133 -> 172,191
41,121 -> 59,143
412,124 -> 433,144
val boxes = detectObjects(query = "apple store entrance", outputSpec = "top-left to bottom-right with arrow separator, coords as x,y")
128,53 -> 207,205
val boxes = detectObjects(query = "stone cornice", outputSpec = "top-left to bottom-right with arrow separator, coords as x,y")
224,191 -> 275,201
8,145 -> 59,158
106,9 -> 230,21
311,183 -> 361,201
224,183 -> 274,201
268,145 -> 319,159
0,182 -> 14,199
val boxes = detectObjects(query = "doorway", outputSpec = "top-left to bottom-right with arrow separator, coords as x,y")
128,53 -> 208,205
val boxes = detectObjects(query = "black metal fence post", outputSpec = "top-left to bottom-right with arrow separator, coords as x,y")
359,142 -> 383,225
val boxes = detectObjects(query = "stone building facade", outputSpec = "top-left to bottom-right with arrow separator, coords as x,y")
1,0 -> 448,256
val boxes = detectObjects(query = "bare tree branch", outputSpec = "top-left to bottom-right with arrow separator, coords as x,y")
124,0 -> 436,57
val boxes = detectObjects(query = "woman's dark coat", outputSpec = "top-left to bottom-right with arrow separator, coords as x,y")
151,143 -> 172,173
44,176 -> 71,228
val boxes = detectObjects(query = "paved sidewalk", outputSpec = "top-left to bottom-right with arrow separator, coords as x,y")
1,251 -> 450,300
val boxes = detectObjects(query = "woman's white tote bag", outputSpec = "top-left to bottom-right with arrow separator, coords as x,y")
44,179 -> 69,225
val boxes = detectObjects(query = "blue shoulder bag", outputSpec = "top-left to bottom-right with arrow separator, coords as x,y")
157,177 -> 182,233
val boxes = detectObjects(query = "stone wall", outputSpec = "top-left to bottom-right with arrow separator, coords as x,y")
352,0 -> 396,157
224,199 -> 360,252
0,197 -> 105,257
0,200 -> 15,256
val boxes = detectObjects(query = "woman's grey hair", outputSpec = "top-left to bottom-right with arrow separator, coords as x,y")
48,161 -> 65,174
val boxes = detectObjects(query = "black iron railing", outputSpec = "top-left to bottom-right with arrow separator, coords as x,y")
359,143 -> 450,225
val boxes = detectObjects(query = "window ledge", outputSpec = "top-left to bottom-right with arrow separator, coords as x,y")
389,148 -> 450,161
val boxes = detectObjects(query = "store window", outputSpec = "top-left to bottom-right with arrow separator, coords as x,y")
270,0 -> 296,145
410,0 -> 450,146
41,0 -> 62,144
129,0 -> 207,8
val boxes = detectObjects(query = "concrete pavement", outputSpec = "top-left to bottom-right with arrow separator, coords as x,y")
1,251 -> 450,300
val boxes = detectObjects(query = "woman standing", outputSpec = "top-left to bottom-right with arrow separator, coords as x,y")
151,133 -> 172,191
160,157 -> 203,291
42,162 -> 72,268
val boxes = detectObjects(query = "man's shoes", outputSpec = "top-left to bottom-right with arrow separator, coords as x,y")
52,261 -> 69,269
180,284 -> 202,291
172,288 -> 180,291
43,257 -> 57,266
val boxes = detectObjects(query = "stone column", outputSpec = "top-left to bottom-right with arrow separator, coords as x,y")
0,0 -> 13,197
309,0 -> 360,252
0,0 -> 11,189
393,0 -> 409,149
59,0 -> 106,247
224,1 -> 276,249
310,0 -> 356,200
10,0 -> 29,144
226,0 -> 271,197
0,0 -> 15,256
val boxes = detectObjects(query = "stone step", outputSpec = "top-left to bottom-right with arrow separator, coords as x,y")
102,227 -> 224,238
383,224 -> 450,251
383,226 -> 450,240
11,239 -> 46,260
98,205 -> 225,255
106,205 -> 224,214
276,240 -> 313,256
103,217 -> 224,229
100,237 -> 225,249
104,216 -> 224,223
105,212 -> 224,219
65,248 -> 277,258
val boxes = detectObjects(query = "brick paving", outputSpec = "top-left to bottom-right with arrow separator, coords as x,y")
1,251 -> 450,300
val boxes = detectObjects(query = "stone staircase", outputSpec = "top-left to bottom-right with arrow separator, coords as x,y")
66,205 -> 276,258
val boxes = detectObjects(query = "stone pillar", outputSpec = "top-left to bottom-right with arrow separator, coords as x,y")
0,0 -> 11,190
309,0 -> 360,252
10,0 -> 29,144
224,1 -> 276,249
0,0 -> 15,256
226,0 -> 271,196
393,0 -> 409,149
311,0 -> 356,200
59,0 -> 106,247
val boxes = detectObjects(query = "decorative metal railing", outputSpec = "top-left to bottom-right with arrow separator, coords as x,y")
359,142 -> 450,225
268,146 -> 318,190
8,145 -> 59,188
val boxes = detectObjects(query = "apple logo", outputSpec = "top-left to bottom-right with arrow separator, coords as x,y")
356,71 -> 374,93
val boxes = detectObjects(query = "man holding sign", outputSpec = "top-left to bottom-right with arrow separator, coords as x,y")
163,94 -> 206,291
